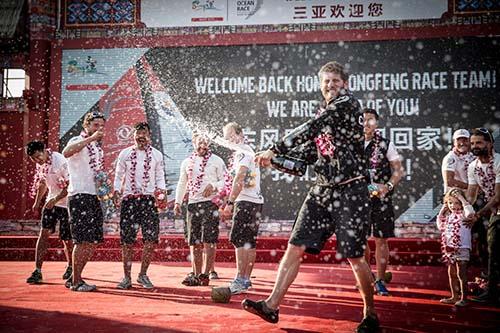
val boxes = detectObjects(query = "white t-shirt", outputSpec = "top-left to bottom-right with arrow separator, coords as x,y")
65,135 -> 103,196
468,153 -> 500,186
231,144 -> 264,204
467,153 -> 500,210
45,151 -> 69,208
442,150 -> 475,193
175,153 -> 226,204
113,145 -> 166,196
437,204 -> 474,249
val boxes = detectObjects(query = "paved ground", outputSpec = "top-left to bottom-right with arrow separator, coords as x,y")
0,261 -> 499,332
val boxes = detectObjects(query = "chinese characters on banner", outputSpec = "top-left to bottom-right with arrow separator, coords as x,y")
141,0 -> 448,28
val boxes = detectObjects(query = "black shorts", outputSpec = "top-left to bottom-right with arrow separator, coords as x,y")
368,196 -> 395,238
120,195 -> 159,244
289,180 -> 370,258
41,206 -> 71,241
68,193 -> 104,244
186,201 -> 220,245
230,201 -> 263,249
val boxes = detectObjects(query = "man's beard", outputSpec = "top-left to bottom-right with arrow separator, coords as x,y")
197,147 -> 208,156
136,138 -> 148,146
472,147 -> 489,157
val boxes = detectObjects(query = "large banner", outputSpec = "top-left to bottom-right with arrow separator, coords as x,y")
141,0 -> 448,27
59,36 -> 499,222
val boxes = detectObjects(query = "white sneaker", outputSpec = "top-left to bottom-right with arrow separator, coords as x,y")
137,274 -> 154,289
71,281 -> 97,292
117,277 -> 132,289
229,279 -> 248,295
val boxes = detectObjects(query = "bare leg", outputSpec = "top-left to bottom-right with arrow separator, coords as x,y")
122,244 -> 134,279
374,237 -> 389,280
140,241 -> 156,276
203,243 -> 216,275
81,243 -> 96,272
349,256 -> 376,318
235,247 -> 245,279
444,264 -> 460,300
35,228 -> 50,270
364,241 -> 372,267
190,244 -> 203,275
72,242 -> 96,285
243,248 -> 257,279
209,244 -> 216,272
457,261 -> 468,301
235,247 -> 257,280
62,240 -> 73,266
265,244 -> 305,310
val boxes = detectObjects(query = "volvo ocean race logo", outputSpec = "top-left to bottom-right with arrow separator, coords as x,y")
236,0 -> 263,19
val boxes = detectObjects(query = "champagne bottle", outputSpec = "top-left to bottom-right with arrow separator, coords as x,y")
270,156 -> 307,177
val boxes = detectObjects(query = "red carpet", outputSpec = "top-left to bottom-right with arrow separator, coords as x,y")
0,236 -> 444,265
0,261 -> 499,332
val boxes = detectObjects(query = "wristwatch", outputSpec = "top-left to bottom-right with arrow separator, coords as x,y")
386,182 -> 394,192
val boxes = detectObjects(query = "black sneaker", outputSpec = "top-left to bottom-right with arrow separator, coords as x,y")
241,299 -> 279,324
62,266 -> 73,280
26,270 -> 43,284
198,274 -> 210,286
356,315 -> 380,333
470,291 -> 499,305
181,272 -> 200,286
64,277 -> 73,289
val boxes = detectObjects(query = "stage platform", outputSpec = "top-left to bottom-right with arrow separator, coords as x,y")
0,261 -> 499,333
0,236 -> 445,265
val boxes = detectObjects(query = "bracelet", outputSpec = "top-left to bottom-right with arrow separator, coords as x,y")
386,182 -> 394,192
226,200 -> 235,206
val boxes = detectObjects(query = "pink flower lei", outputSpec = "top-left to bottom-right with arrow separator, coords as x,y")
438,211 -> 463,265
80,131 -> 104,177
29,149 -> 52,198
187,150 -> 212,198
453,148 -> 474,177
475,157 -> 496,201
313,107 -> 335,157
369,130 -> 383,169
221,153 -> 235,196
129,145 -> 153,195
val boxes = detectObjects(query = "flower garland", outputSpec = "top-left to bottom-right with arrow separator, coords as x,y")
368,130 -> 383,170
187,150 -> 212,198
313,107 -> 335,157
221,153 -> 235,197
80,131 -> 104,177
129,145 -> 153,195
453,149 -> 474,178
29,149 -> 52,198
474,158 -> 495,201
314,133 -> 335,157
438,211 -> 463,265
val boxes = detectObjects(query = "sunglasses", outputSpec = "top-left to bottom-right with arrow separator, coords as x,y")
87,111 -> 106,121
474,127 -> 494,142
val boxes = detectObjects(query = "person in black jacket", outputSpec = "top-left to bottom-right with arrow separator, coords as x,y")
242,61 -> 379,333
363,108 -> 402,296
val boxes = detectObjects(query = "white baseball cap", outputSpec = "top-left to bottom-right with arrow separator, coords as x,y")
453,129 -> 470,140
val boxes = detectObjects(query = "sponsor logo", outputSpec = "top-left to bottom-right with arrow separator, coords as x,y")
235,0 -> 263,19
192,0 -> 220,11
117,125 -> 134,143
67,56 -> 106,76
